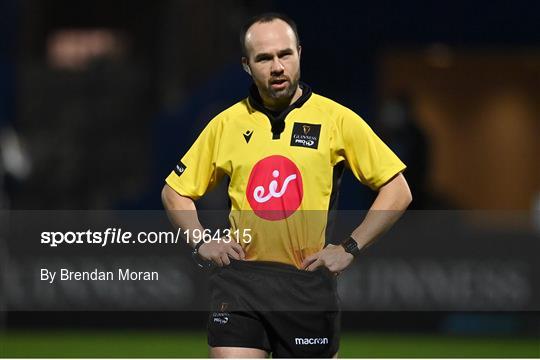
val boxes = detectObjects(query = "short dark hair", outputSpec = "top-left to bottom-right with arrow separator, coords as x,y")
239,12 -> 300,57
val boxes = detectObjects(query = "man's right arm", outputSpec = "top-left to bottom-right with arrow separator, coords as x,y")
161,184 -> 245,266
161,184 -> 204,247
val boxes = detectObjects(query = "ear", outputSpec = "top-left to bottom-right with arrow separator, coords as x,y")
241,57 -> 251,75
297,45 -> 302,60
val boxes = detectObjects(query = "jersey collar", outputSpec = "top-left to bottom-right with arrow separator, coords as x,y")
248,82 -> 313,140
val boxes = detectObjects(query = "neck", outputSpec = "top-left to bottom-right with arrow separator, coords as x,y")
262,85 -> 303,112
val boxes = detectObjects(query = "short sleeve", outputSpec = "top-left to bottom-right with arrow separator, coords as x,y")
332,107 -> 406,190
165,118 -> 223,200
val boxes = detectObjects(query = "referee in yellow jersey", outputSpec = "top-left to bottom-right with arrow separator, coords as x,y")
162,13 -> 412,358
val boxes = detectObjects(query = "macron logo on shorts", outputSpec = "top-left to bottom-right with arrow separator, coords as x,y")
295,337 -> 329,345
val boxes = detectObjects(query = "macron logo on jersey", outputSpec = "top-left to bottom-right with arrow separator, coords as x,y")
243,130 -> 254,143
246,155 -> 303,221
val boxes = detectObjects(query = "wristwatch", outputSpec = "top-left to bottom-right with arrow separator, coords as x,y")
340,237 -> 361,257
192,241 -> 214,269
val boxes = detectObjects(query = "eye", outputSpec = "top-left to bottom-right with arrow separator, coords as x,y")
278,50 -> 294,59
256,55 -> 272,62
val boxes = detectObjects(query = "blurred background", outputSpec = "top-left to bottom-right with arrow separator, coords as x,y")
0,0 -> 539,357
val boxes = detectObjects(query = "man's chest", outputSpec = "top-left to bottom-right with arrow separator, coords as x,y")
217,114 -> 332,176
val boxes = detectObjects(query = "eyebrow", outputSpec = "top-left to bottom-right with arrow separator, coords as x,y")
254,48 -> 294,61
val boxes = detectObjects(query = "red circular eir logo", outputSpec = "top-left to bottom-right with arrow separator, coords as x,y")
246,155 -> 303,221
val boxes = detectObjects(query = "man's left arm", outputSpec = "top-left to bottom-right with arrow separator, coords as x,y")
303,173 -> 412,273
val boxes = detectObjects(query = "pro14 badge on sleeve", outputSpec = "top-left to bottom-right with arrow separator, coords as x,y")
290,122 -> 321,149
174,161 -> 187,176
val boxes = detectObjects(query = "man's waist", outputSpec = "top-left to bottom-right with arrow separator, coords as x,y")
225,258 -> 333,279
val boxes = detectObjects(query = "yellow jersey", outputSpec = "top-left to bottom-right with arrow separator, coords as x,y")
166,83 -> 405,268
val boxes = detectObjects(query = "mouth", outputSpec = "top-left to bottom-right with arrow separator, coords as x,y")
270,78 -> 289,90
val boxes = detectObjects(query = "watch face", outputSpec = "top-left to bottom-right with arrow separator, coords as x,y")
343,238 -> 358,254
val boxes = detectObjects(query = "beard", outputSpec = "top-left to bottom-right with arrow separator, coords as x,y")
263,69 -> 301,102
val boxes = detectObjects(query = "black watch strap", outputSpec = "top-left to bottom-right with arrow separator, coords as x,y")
192,241 -> 213,269
193,240 -> 205,253
340,237 -> 361,257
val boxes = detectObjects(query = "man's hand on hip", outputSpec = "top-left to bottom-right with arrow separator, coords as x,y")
197,239 -> 246,267
302,244 -> 354,274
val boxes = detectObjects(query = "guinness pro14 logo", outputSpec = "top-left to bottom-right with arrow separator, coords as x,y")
290,122 -> 321,149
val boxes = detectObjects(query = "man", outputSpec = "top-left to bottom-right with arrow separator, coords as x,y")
162,13 -> 412,358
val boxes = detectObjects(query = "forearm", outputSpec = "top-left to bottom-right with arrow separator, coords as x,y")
161,184 -> 204,248
350,173 -> 412,250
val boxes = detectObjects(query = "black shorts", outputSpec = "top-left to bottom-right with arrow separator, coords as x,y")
207,259 -> 340,358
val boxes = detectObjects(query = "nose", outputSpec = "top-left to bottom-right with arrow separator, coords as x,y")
270,58 -> 285,75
